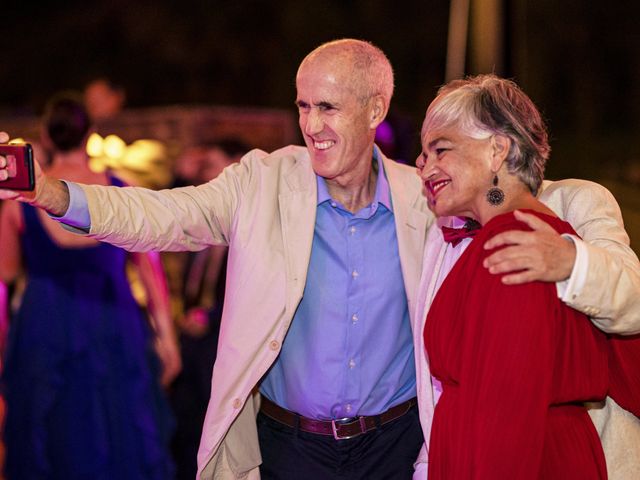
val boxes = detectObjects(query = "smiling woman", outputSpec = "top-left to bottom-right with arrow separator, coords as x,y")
417,75 -> 549,224
420,74 -> 640,479
418,128 -> 501,220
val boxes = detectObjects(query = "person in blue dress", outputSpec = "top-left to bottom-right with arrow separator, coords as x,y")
0,93 -> 180,479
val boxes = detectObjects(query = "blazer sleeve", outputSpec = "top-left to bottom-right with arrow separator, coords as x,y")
79,149 -> 267,253
541,179 -> 640,334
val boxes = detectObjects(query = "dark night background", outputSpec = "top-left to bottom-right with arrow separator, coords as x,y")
2,0 -> 639,248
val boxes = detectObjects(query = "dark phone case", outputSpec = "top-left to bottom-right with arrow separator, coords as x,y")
0,144 -> 35,191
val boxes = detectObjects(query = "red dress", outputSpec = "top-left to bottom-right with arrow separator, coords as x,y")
425,211 -> 640,479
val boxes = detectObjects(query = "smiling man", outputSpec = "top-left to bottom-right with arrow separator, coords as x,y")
0,39 -> 433,479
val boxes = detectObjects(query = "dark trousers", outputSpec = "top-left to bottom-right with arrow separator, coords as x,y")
257,405 -> 423,480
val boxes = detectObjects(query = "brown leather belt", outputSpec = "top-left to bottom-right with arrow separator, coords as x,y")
260,396 -> 417,440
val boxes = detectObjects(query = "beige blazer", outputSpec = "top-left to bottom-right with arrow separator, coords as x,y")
80,145 -> 434,479
414,178 -> 640,478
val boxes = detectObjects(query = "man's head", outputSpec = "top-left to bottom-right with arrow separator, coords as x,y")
83,77 -> 126,121
299,39 -> 394,107
295,39 -> 394,185
201,138 -> 249,181
175,138 -> 249,186
42,92 -> 92,153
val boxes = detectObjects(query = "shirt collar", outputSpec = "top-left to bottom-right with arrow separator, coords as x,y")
315,146 -> 393,212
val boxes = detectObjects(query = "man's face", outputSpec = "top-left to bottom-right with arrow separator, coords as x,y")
84,80 -> 124,121
201,147 -> 238,181
174,146 -> 211,185
295,57 -> 377,185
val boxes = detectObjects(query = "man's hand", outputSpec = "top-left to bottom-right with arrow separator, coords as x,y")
483,210 -> 577,284
0,131 -> 42,203
0,131 -> 71,216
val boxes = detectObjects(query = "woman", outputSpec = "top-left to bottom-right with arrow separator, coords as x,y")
0,94 -> 180,479
418,75 -> 640,478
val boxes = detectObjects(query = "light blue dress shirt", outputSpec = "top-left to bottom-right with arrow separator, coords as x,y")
55,181 -> 91,230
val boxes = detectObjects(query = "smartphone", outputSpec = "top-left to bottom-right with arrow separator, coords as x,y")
0,143 -> 35,191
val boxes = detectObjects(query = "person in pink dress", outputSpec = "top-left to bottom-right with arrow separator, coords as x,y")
418,74 -> 640,479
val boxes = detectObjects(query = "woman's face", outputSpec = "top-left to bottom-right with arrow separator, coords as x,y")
417,124 -> 495,219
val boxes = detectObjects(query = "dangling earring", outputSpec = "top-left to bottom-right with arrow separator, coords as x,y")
486,174 -> 505,206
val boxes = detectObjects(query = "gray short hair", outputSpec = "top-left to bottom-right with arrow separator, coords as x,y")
422,74 -> 550,195
299,38 -> 394,108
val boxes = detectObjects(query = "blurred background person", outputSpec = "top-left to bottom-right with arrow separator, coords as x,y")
373,109 -> 416,166
0,93 -> 179,479
169,143 -> 210,189
0,266 -> 7,369
178,138 -> 249,336
0,272 -> 5,479
0,282 -> 6,338
168,137 -> 248,480
83,77 -> 126,122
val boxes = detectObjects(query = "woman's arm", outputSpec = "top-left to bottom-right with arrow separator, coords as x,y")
0,200 -> 24,284
0,281 -> 9,368
129,250 -> 182,386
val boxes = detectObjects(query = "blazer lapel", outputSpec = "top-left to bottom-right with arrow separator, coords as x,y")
278,156 -> 317,320
421,221 -> 450,318
383,155 -> 432,326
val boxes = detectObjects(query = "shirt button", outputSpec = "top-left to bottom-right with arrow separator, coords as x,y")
349,359 -> 356,369
331,201 -> 337,208
269,340 -> 280,351
232,398 -> 242,409
349,226 -> 356,235
351,270 -> 359,279
351,313 -> 359,324
345,403 -> 352,413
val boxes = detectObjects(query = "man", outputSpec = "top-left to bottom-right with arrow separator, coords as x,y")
0,39 -> 638,479
1,39 -> 430,480
83,77 -> 126,122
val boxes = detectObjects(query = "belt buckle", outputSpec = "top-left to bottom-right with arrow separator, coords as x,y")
331,416 -> 367,440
